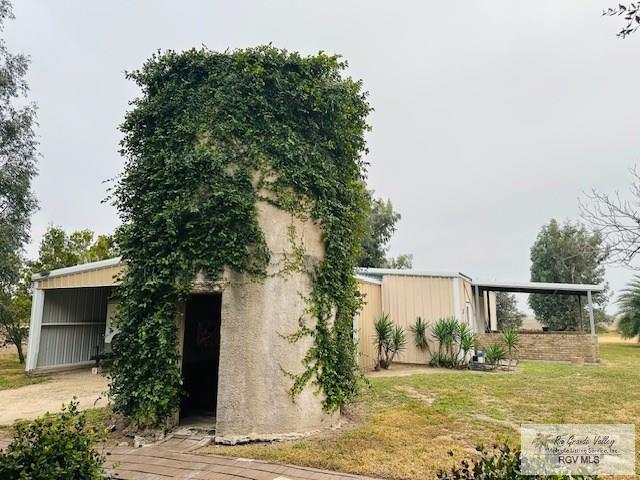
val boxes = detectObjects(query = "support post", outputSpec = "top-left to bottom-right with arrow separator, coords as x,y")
587,290 -> 596,336
474,285 -> 482,332
578,295 -> 584,333
25,288 -> 45,372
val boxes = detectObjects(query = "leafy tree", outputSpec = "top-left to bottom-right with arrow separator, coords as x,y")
0,0 -> 38,285
29,225 -> 118,273
0,0 -> 38,364
0,227 -> 117,363
387,253 -> 413,269
616,276 -> 640,341
495,292 -> 524,330
358,191 -> 412,269
603,3 -> 640,38
529,219 -> 609,331
0,279 -> 29,363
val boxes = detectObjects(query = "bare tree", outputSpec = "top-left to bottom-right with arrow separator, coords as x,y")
603,3 -> 640,38
581,168 -> 640,268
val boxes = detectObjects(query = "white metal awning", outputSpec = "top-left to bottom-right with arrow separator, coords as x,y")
471,280 -> 604,296
471,279 -> 604,336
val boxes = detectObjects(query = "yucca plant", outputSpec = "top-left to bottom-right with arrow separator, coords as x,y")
372,314 -> 406,369
431,317 -> 458,366
617,276 -> 640,342
410,316 -> 430,355
501,327 -> 520,368
485,342 -> 506,370
389,325 -> 407,365
373,313 -> 393,370
459,328 -> 477,367
453,322 -> 473,367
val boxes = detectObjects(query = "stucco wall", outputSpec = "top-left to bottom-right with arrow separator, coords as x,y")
477,332 -> 599,363
215,201 -> 338,442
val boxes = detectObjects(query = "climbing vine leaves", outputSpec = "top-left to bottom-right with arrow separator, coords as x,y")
109,46 -> 371,427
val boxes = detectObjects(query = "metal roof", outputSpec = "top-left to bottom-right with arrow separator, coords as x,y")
356,267 -> 472,281
354,274 -> 382,285
32,260 -> 602,297
31,256 -> 124,281
33,262 -> 470,284
471,280 -> 604,296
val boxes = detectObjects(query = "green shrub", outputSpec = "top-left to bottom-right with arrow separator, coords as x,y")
437,443 -> 597,479
0,400 -> 109,480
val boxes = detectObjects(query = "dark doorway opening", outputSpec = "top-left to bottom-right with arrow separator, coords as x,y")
180,294 -> 221,424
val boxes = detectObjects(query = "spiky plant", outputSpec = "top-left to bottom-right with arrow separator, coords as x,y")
501,327 -> 520,367
485,342 -> 506,370
617,276 -> 640,342
373,313 -> 393,369
454,322 -> 474,366
388,325 -> 407,365
410,316 -> 430,354
459,328 -> 477,367
431,317 -> 458,366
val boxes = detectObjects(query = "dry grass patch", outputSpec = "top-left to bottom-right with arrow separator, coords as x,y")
204,338 -> 640,479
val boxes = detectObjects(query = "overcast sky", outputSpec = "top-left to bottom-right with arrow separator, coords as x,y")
5,1 -> 639,309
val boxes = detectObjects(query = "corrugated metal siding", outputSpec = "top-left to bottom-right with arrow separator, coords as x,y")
381,274 -> 456,365
356,280 -> 382,370
36,287 -> 110,368
35,264 -> 124,289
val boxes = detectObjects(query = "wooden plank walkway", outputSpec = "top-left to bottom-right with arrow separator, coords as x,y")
1,436 -> 377,480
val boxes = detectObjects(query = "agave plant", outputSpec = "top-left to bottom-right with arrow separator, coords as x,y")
501,327 -> 520,367
617,276 -> 640,342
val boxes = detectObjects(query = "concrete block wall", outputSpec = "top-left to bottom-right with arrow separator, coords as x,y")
477,332 -> 599,363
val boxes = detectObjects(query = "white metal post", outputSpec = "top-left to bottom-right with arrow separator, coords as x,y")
25,288 -> 45,372
452,277 -> 461,321
587,290 -> 596,336
474,285 -> 482,331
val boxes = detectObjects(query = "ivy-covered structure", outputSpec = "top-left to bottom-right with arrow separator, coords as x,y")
104,46 -> 371,440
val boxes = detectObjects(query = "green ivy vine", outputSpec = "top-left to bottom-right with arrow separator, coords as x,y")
109,46 -> 371,427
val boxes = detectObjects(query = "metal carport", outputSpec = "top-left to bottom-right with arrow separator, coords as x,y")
471,280 -> 605,335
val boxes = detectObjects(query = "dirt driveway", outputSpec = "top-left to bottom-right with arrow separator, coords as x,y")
0,369 -> 109,425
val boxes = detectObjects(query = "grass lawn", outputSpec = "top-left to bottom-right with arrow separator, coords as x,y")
206,337 -> 640,479
0,352 -> 47,391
